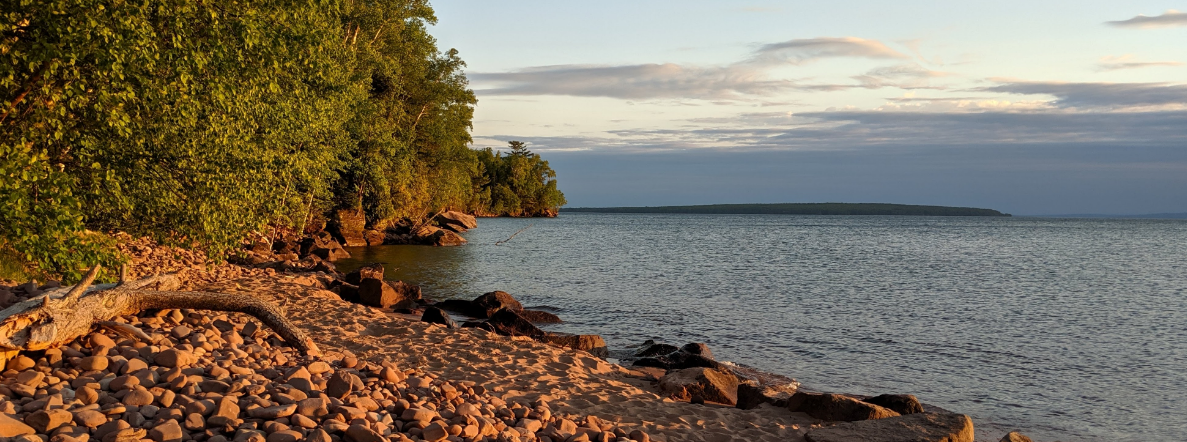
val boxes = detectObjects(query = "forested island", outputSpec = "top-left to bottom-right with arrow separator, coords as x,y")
565,203 -> 1011,217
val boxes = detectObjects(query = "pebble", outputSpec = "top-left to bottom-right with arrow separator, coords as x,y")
78,355 -> 108,371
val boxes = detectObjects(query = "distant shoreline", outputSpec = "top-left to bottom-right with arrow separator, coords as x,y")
563,203 -> 1011,217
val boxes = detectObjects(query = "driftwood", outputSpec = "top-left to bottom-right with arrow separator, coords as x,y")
495,223 -> 534,246
0,266 -> 319,360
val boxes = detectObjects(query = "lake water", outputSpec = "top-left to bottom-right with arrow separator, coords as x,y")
338,213 -> 1187,442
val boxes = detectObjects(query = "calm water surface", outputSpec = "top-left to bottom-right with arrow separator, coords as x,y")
339,214 -> 1187,442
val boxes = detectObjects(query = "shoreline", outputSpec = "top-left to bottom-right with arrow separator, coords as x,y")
0,239 -> 1027,442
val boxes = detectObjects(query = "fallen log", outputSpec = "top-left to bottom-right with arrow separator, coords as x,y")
0,265 -> 319,363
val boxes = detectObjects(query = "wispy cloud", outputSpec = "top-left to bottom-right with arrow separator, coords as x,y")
852,64 -> 950,89
471,37 -> 917,100
1096,55 -> 1183,72
979,80 -> 1187,110
749,37 -> 907,65
1106,10 -> 1187,29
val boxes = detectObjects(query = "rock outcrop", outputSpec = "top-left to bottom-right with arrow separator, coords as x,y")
356,278 -> 421,309
473,291 -> 523,317
862,394 -> 924,415
786,392 -> 900,422
421,307 -> 458,329
537,334 -> 608,358
805,412 -> 974,442
1000,431 -> 1034,442
328,209 -> 367,247
344,263 -> 384,286
659,367 -> 741,405
435,211 -> 478,232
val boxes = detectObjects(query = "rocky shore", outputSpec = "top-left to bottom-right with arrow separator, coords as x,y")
0,233 -> 1037,442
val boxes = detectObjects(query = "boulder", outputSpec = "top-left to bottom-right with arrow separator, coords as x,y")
537,333 -> 608,358
680,343 -> 714,360
487,308 -> 544,337
332,282 -> 360,304
473,291 -> 523,318
344,264 -> 384,286
805,413 -> 974,442
421,307 -> 458,329
302,235 -> 350,261
271,239 -> 298,255
436,211 -> 478,231
518,309 -> 562,323
357,278 -> 397,308
658,367 -> 740,405
460,321 -> 496,333
787,392 -> 900,422
634,343 -> 680,358
414,226 -> 467,247
387,280 -> 422,302
999,432 -> 1033,442
737,381 -> 799,410
434,299 -> 483,317
862,394 -> 924,415
363,229 -> 385,246
328,209 -> 367,247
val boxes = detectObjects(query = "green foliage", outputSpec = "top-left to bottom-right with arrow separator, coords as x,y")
473,142 -> 567,217
0,0 -> 566,277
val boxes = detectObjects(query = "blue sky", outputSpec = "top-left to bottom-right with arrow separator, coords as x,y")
431,2 -> 1187,215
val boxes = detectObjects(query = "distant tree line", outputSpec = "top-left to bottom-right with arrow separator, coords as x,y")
564,203 -> 1010,217
0,0 -> 563,279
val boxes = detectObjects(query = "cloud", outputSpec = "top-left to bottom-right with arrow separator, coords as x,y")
1096,55 -> 1183,72
1106,10 -> 1187,28
471,37 -> 910,100
851,64 -> 950,89
749,37 -> 908,65
978,80 -> 1187,110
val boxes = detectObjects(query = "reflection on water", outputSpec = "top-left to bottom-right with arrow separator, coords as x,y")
337,214 -> 1187,442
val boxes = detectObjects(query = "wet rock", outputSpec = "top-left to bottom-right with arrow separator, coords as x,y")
863,394 -> 925,415
435,299 -> 481,317
415,226 -> 467,247
536,333 -> 608,358
344,263 -> 384,286
736,382 -> 798,410
421,307 -> 458,329
488,308 -> 544,337
805,412 -> 974,442
659,367 -> 740,405
473,291 -> 523,318
680,343 -> 713,359
460,321 -> 496,332
787,392 -> 900,422
1000,431 -> 1034,442
518,309 -> 562,323
634,343 -> 679,358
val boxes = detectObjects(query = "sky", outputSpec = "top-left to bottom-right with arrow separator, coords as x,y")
430,1 -> 1187,215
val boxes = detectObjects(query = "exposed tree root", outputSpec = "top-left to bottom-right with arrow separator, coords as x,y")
0,265 -> 319,357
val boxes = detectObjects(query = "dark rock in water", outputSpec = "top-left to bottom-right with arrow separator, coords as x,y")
518,309 -> 562,324
461,321 -> 496,332
387,280 -> 422,302
436,211 -> 478,231
805,412 -> 974,442
680,343 -> 714,360
414,226 -> 467,247
665,351 -> 722,370
635,343 -> 679,358
787,392 -> 900,422
631,357 -> 670,369
487,308 -> 544,337
363,229 -> 385,246
435,299 -> 483,317
736,383 -> 768,410
536,334 -> 608,358
473,291 -> 523,318
345,263 -> 384,286
999,431 -> 1033,442
862,394 -> 924,415
659,367 -> 740,405
391,299 -> 420,314
421,307 -> 457,329
328,209 -> 367,247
